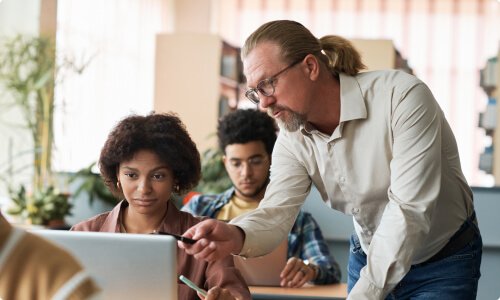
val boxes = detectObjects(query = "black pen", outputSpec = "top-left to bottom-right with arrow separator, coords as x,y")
154,231 -> 197,244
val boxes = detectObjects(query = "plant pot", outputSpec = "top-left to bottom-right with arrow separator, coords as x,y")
46,219 -> 68,230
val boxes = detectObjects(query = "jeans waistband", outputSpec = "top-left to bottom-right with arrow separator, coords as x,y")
419,211 -> 478,265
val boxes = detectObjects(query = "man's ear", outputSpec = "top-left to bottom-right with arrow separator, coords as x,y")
303,54 -> 320,81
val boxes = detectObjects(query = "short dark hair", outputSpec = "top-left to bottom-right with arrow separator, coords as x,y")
217,109 -> 277,155
99,112 -> 201,196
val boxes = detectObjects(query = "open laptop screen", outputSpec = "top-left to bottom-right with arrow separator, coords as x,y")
31,230 -> 177,299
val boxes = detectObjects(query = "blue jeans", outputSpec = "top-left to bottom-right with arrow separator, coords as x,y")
347,218 -> 482,299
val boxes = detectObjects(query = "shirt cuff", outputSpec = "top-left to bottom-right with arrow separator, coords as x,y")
347,276 -> 385,300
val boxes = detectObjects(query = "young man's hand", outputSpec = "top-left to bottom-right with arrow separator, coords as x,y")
280,257 -> 316,287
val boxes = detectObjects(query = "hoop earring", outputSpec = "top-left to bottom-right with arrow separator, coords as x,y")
173,184 -> 180,193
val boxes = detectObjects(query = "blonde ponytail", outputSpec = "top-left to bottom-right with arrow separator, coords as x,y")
242,20 -> 365,76
319,36 -> 366,76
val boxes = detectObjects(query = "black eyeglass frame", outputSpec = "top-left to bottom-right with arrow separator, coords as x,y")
244,57 -> 304,105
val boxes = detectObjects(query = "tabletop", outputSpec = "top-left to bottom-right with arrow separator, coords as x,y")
249,283 -> 348,300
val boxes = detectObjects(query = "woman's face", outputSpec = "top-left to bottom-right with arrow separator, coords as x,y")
117,149 -> 174,215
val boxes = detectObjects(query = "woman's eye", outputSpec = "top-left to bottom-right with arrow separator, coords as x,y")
153,174 -> 165,180
125,173 -> 136,178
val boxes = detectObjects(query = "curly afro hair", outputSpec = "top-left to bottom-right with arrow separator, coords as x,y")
217,109 -> 277,155
99,112 -> 201,197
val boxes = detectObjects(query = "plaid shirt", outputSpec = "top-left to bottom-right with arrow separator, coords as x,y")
181,187 -> 341,284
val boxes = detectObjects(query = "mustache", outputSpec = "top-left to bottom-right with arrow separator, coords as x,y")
268,105 -> 289,117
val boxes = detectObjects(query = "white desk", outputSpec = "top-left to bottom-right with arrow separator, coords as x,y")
249,283 -> 348,300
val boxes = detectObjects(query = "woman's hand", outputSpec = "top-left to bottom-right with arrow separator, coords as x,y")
279,257 -> 316,287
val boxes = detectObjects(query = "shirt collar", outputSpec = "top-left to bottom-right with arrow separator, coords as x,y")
222,187 -> 236,203
339,72 -> 367,122
100,200 -> 126,232
300,73 -> 367,136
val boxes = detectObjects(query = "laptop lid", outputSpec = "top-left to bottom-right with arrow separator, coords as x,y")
31,230 -> 177,300
233,239 -> 287,286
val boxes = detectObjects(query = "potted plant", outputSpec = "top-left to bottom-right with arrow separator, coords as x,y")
70,162 -> 119,206
0,34 -> 87,226
196,147 -> 232,194
6,185 -> 71,227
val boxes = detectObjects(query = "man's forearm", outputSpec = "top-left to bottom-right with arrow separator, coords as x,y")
229,224 -> 246,255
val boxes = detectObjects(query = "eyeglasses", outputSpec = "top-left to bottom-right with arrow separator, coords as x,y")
245,58 -> 303,105
226,156 -> 268,172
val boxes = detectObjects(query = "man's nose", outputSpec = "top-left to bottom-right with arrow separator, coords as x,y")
240,162 -> 253,177
259,94 -> 275,109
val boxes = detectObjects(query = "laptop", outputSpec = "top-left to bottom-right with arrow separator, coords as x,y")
233,239 -> 288,286
31,230 -> 177,300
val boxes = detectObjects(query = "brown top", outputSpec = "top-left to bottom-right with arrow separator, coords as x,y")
0,214 -> 100,300
71,200 -> 251,300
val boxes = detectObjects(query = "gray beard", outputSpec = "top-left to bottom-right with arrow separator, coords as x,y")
278,111 -> 305,132
267,106 -> 306,132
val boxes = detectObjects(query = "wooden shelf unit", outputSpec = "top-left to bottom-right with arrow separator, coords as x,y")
350,39 -> 412,74
153,33 -> 242,153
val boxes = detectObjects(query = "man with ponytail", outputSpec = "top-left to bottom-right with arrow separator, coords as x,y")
180,20 -> 481,300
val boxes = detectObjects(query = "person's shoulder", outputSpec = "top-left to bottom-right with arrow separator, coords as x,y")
178,212 -> 211,233
18,232 -> 101,298
183,192 -> 224,212
190,192 -> 223,204
357,69 -> 422,91
176,205 -> 210,228
196,189 -> 232,204
71,211 -> 111,231
19,231 -> 84,272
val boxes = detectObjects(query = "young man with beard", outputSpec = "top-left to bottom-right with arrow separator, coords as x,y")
182,109 -> 341,287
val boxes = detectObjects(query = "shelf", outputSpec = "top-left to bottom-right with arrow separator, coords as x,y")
349,39 -> 412,74
153,33 -> 243,152
478,50 -> 500,185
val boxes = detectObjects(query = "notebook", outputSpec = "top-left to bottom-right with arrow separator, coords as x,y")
31,230 -> 177,299
233,239 -> 288,286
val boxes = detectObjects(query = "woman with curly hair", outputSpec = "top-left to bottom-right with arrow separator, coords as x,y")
71,112 -> 250,300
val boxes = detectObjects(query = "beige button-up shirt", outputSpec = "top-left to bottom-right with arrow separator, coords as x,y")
231,70 -> 474,299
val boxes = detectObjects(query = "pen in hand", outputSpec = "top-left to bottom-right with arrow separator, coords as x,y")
153,231 -> 197,244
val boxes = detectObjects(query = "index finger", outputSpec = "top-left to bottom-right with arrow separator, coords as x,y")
280,257 -> 298,278
178,220 -> 217,255
183,219 -> 217,240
